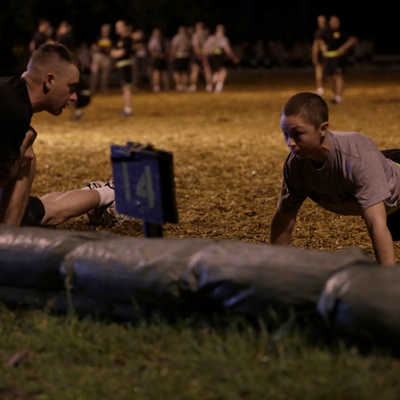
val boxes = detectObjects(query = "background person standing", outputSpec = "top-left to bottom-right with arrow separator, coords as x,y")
319,15 -> 357,104
189,21 -> 210,92
169,25 -> 192,92
29,18 -> 53,53
148,27 -> 170,93
90,23 -> 114,93
203,24 -> 239,93
111,20 -> 134,116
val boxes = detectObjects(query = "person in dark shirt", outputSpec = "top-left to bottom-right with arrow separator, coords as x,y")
0,42 -> 81,225
318,15 -> 357,104
55,20 -> 75,51
29,19 -> 53,53
111,20 -> 134,116
54,20 -> 91,121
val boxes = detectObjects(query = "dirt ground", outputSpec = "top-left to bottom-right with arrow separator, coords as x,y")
29,68 -> 400,262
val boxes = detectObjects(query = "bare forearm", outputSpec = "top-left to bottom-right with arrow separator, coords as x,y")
269,211 -> 296,245
363,203 -> 396,266
370,227 -> 397,266
0,177 -> 31,225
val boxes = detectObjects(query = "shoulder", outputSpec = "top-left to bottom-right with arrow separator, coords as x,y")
0,76 -> 27,101
330,131 -> 376,147
329,131 -> 379,160
0,77 -> 31,129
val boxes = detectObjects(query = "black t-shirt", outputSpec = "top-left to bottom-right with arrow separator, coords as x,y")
0,76 -> 32,160
320,27 -> 351,52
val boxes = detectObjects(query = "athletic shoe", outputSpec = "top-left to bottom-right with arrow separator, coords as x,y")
70,111 -> 83,121
84,181 -> 106,225
85,181 -> 105,190
101,180 -> 135,227
330,95 -> 343,104
214,82 -> 223,93
119,110 -> 133,117
316,87 -> 324,95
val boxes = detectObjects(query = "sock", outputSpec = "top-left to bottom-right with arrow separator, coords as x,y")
96,186 -> 115,206
82,185 -> 115,207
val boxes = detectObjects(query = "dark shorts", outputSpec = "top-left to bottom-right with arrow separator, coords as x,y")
208,54 -> 227,72
191,55 -> 203,67
151,57 -> 167,71
117,65 -> 132,84
76,92 -> 91,109
21,196 -> 45,226
323,56 -> 347,76
173,57 -> 190,72
382,149 -> 400,241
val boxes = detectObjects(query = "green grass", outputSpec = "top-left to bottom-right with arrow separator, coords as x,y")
1,304 -> 400,400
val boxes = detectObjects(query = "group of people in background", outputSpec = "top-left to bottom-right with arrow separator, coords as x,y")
27,17 -> 373,105
27,19 -> 243,118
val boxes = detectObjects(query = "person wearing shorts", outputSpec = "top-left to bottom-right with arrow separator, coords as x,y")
111,20 -> 134,116
202,24 -> 239,93
319,15 -> 357,104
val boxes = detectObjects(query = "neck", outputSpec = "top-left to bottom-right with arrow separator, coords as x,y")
309,133 -> 330,167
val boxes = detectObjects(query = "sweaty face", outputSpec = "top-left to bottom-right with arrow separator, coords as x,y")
46,64 -> 80,116
280,114 -> 324,160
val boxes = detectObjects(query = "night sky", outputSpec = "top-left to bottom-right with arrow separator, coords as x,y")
1,0 -> 399,71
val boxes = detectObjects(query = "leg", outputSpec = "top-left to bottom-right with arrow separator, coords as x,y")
173,70 -> 181,90
90,55 -> 100,93
40,188 -> 101,226
215,67 -> 228,93
333,73 -> 344,97
315,62 -> 324,94
190,62 -> 200,90
203,62 -> 213,92
162,71 -> 170,91
181,72 -> 188,89
152,69 -> 160,92
121,82 -> 132,112
100,57 -> 112,92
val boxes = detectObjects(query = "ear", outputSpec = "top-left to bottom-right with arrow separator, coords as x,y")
320,121 -> 329,134
42,73 -> 55,94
